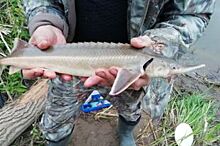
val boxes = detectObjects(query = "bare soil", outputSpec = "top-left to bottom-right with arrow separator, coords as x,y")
71,111 -> 153,146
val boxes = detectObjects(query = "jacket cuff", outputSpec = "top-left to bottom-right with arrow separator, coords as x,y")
144,27 -> 187,59
28,13 -> 69,38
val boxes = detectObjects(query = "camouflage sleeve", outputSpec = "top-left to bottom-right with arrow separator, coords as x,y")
22,0 -> 69,38
144,0 -> 215,59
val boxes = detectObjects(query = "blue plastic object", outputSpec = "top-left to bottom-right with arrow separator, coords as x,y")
80,90 -> 111,113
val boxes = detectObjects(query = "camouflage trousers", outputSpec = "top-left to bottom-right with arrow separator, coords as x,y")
40,76 -> 173,142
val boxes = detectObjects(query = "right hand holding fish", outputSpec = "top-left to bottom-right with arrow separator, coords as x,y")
83,67 -> 150,91
22,25 -> 72,81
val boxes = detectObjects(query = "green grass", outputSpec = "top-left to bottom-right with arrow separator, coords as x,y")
29,121 -> 45,146
0,71 -> 26,98
0,0 -> 29,99
149,93 -> 220,146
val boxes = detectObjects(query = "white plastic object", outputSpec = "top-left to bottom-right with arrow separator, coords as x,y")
174,123 -> 194,146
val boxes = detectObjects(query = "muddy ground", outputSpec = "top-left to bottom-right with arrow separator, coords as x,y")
71,111 -> 152,146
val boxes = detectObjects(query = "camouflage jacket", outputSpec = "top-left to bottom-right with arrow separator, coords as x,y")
23,0 -> 215,58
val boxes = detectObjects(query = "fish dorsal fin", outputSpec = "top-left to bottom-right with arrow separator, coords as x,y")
9,66 -> 21,75
11,38 -> 32,53
109,68 -> 143,96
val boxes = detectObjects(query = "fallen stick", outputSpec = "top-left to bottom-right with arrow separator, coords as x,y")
0,79 -> 48,146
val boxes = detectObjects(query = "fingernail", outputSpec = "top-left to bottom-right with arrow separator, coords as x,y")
41,40 -> 48,45
84,77 -> 93,87
133,38 -> 143,45
110,69 -> 117,75
38,40 -> 49,49
96,71 -> 106,77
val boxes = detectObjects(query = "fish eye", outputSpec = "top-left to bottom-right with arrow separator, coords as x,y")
170,64 -> 177,70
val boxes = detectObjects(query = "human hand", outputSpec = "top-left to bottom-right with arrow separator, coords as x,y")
130,35 -> 155,49
22,25 -> 72,81
131,35 -> 165,54
83,67 -> 150,91
83,36 -> 154,90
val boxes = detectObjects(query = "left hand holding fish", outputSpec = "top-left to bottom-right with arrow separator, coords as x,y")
83,36 -> 155,90
22,25 -> 72,81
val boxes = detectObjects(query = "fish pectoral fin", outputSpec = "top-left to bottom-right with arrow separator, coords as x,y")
9,66 -> 21,75
109,68 -> 142,96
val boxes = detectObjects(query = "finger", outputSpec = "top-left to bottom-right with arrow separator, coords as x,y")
30,35 -> 51,49
99,80 -> 111,87
31,35 -> 54,50
54,30 -> 66,44
131,75 -> 150,90
130,36 -> 154,48
84,75 -> 104,87
60,74 -> 73,81
91,73 -> 112,87
22,69 -> 34,79
95,69 -> 115,84
109,67 -> 118,77
22,68 -> 44,79
43,70 -> 57,79
37,40 -> 51,49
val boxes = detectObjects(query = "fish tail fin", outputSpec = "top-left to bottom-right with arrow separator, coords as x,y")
0,38 -> 28,74
11,38 -> 30,53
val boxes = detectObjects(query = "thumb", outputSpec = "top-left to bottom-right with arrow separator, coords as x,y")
37,39 -> 51,49
30,35 -> 54,50
29,25 -> 58,49
130,35 -> 154,48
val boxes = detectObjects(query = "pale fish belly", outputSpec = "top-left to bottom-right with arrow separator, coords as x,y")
48,55 -> 143,76
1,55 -> 144,77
